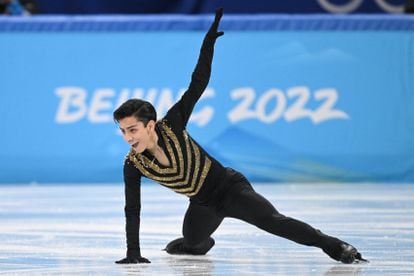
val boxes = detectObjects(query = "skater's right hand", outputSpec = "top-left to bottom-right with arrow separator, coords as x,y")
115,256 -> 151,264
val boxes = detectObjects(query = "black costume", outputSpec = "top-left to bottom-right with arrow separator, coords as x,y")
118,9 -> 365,264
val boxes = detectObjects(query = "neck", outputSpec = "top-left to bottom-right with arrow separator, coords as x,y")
147,129 -> 159,156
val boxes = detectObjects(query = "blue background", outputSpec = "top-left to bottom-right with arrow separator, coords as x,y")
0,15 -> 413,183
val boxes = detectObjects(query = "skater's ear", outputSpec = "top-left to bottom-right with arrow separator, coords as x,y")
146,120 -> 156,131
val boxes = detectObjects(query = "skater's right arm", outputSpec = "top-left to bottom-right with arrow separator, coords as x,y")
115,159 -> 150,264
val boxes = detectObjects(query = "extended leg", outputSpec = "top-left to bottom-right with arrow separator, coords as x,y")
225,185 -> 324,246
224,183 -> 367,263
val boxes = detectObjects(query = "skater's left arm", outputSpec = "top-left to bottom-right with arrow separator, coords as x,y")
165,8 -> 224,127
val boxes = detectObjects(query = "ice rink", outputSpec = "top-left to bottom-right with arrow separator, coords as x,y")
1,183 -> 413,275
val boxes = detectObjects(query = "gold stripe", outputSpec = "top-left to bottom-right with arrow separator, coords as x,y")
178,139 -> 211,196
128,120 -> 212,197
144,125 -> 177,174
158,130 -> 193,188
186,157 -> 211,197
161,135 -> 211,196
133,122 -> 178,174
176,138 -> 201,194
129,122 -> 184,181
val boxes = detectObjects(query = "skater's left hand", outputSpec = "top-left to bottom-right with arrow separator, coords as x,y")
115,256 -> 151,264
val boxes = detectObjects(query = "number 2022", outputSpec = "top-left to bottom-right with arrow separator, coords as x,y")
227,86 -> 350,124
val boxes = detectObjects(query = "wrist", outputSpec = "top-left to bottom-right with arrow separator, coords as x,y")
127,249 -> 141,259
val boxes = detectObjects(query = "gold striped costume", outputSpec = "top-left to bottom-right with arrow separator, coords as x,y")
127,120 -> 212,197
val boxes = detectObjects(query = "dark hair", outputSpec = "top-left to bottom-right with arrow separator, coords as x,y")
113,99 -> 157,126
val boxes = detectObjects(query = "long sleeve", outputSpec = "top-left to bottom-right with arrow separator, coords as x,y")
123,158 -> 142,259
165,10 -> 223,127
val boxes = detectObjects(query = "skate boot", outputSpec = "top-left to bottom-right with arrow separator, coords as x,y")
164,237 -> 186,254
323,241 -> 368,264
338,243 -> 368,264
164,237 -> 215,255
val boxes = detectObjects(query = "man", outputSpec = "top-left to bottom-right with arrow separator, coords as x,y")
113,8 -> 367,264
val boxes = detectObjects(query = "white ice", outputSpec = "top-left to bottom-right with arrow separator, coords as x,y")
1,183 -> 413,275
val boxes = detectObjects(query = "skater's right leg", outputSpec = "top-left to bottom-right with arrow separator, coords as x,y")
164,201 -> 223,255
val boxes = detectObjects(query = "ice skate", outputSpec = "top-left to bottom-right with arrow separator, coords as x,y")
164,237 -> 215,255
339,243 -> 368,264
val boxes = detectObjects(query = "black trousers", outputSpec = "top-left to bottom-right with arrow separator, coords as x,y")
182,169 -> 344,258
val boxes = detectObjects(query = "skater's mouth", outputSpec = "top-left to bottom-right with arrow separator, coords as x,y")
132,142 -> 139,148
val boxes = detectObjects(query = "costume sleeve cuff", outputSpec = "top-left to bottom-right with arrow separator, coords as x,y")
127,249 -> 141,259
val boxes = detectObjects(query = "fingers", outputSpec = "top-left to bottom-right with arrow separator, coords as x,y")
214,7 -> 223,22
213,7 -> 223,27
115,257 -> 151,264
138,257 -> 151,263
115,257 -> 135,264
208,7 -> 224,39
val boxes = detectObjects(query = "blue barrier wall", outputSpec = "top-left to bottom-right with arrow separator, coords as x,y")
1,15 -> 413,183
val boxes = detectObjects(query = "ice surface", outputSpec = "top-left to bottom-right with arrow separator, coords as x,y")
0,183 -> 413,275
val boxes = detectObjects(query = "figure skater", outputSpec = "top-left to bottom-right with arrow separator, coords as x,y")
113,8 -> 367,265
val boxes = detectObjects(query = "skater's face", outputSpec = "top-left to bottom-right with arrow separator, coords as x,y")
118,116 -> 155,153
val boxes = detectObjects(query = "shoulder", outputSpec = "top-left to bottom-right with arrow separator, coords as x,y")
162,103 -> 187,129
124,150 -> 142,177
159,114 -> 185,133
124,149 -> 135,165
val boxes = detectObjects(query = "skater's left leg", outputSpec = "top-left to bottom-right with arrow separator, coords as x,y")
224,184 -> 324,246
224,183 -> 366,263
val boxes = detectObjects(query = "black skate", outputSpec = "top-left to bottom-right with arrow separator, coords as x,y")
164,237 -> 186,254
339,243 -> 369,264
164,237 -> 215,255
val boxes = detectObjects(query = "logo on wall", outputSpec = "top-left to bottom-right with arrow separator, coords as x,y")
54,86 -> 350,126
317,0 -> 404,13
